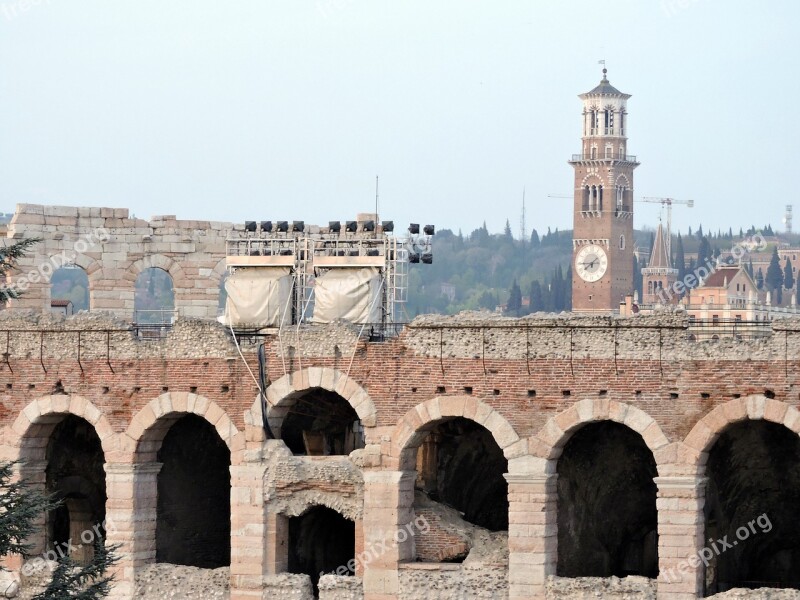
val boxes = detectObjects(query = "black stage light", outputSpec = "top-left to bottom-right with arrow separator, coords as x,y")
292,221 -> 305,232
363,220 -> 375,232
409,223 -> 420,235
409,253 -> 420,263
422,253 -> 433,264
261,221 -> 273,232
345,221 -> 358,233
349,250 -> 359,256
280,249 -> 292,256
245,221 -> 257,233
366,249 -> 380,256
382,220 -> 394,232
277,221 -> 289,232
423,225 -> 435,236
329,221 -> 341,233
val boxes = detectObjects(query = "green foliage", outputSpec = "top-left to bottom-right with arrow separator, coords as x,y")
785,257 -> 795,291
506,279 -> 522,316
51,268 -> 90,311
674,233 -> 686,282
766,247 -> 784,292
0,238 -> 41,303
406,226 -> 575,316
0,461 -> 58,559
33,537 -> 119,600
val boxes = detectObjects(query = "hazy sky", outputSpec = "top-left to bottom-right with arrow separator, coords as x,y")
1,0 -> 798,238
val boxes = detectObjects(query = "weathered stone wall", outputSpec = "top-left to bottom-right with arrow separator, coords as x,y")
134,564 -> 229,600
6,204 -> 234,319
262,573 -> 314,599
318,575 -> 364,600
545,576 -> 656,599
398,564 -> 508,599
4,308 -> 800,599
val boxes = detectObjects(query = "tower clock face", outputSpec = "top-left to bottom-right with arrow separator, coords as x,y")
575,244 -> 608,282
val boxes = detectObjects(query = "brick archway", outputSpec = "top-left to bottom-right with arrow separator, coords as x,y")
7,396 -> 115,561
247,368 -> 378,442
532,398 -> 670,466
683,394 -> 800,464
390,396 -> 522,471
125,392 -> 241,461
10,395 -> 116,460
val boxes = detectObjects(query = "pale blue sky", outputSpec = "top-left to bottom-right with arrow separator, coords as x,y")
1,0 -> 798,237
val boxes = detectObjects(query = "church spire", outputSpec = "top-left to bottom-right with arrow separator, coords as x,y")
648,223 -> 671,269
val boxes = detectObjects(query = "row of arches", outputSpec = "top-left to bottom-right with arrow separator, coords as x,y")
579,177 -> 631,214
49,265 -> 227,323
24,252 -> 227,321
7,378 -> 800,597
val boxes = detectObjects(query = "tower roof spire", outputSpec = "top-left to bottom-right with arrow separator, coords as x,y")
580,62 -> 630,99
648,223 -> 671,269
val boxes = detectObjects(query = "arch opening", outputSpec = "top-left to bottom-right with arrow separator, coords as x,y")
703,420 -> 800,594
134,267 -> 175,326
280,388 -> 364,456
155,414 -> 231,568
556,421 -> 658,578
412,417 -> 508,563
50,265 -> 89,313
45,415 -> 107,566
288,506 -> 355,595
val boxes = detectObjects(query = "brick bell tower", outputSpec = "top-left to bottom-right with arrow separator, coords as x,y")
570,68 -> 639,313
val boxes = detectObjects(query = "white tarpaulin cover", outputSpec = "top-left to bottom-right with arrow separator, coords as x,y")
312,267 -> 382,324
221,267 -> 292,327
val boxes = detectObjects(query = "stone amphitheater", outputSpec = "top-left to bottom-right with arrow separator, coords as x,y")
1,204 -> 800,599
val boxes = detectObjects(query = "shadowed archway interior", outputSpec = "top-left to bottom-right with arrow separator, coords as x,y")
45,415 -> 106,566
155,414 -> 231,568
288,506 -> 355,595
556,421 -> 658,578
704,420 -> 800,594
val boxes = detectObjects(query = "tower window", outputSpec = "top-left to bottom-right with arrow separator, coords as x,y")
619,235 -> 625,250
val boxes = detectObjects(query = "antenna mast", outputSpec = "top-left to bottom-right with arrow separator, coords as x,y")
375,175 -> 379,221
520,187 -> 527,243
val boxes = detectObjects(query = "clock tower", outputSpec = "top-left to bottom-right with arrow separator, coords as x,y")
570,68 -> 639,312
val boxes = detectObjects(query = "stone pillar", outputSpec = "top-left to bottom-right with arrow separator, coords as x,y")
362,470 -> 415,600
264,512 -> 288,576
230,453 -> 270,600
655,476 -> 707,600
506,471 -> 558,600
18,461 -> 48,557
105,462 -> 162,600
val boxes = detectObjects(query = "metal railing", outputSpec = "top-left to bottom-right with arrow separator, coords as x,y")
686,318 -> 773,342
132,309 -> 178,339
571,153 -> 638,163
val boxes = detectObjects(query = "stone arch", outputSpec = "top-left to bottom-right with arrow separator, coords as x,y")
125,254 -> 189,287
41,253 -> 102,312
250,368 -> 378,438
10,395 -> 116,461
390,396 -> 522,471
272,491 -> 362,522
532,398 -> 669,470
683,394 -> 800,473
8,396 -> 114,558
534,399 -> 666,581
126,393 -> 241,462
